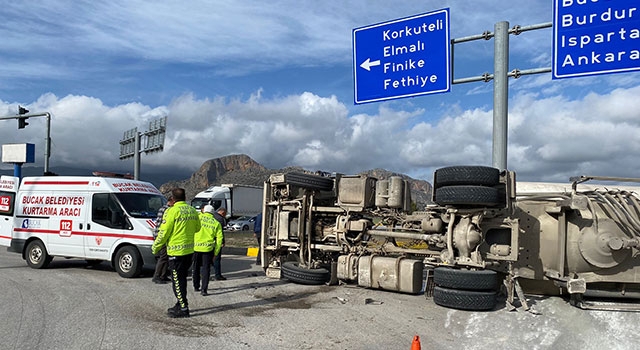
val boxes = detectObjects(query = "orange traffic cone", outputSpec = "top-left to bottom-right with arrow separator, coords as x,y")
411,335 -> 421,350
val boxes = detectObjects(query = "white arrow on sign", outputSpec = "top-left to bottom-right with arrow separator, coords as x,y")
360,58 -> 381,71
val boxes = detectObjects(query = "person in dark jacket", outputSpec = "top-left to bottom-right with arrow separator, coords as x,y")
212,208 -> 227,280
152,196 -> 175,284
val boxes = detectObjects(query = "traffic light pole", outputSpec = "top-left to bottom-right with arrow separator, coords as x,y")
0,112 -> 52,174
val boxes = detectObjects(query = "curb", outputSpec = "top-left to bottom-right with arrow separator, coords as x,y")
224,246 -> 259,257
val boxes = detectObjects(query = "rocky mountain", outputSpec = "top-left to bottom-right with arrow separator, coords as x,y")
160,154 -> 433,209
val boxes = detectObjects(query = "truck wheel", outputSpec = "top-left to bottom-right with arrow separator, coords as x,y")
434,166 -> 500,189
434,186 -> 500,207
25,240 -> 53,269
114,246 -> 143,278
433,267 -> 498,291
281,261 -> 330,285
433,286 -> 497,311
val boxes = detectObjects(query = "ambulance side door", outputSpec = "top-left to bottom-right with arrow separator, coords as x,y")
47,191 -> 86,257
85,193 -> 126,260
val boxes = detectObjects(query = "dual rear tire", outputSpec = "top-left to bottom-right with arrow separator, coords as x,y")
432,267 -> 499,311
433,166 -> 503,207
431,166 -> 503,310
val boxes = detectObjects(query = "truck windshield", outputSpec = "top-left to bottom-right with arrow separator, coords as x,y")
191,198 -> 223,210
191,197 -> 208,210
114,193 -> 166,218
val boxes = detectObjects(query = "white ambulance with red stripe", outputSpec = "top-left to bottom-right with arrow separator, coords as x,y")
0,175 -> 166,278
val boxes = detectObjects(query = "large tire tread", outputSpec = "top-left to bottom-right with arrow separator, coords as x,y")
434,186 -> 500,207
434,166 -> 500,188
433,267 -> 498,290
281,261 -> 329,285
433,286 -> 497,311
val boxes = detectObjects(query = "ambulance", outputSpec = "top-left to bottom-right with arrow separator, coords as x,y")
0,175 -> 167,278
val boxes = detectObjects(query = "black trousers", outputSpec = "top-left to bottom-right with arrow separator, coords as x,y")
168,254 -> 193,309
255,234 -> 261,264
192,251 -> 214,292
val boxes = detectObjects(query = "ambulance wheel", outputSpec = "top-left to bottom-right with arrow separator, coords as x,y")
114,246 -> 143,278
25,240 -> 53,269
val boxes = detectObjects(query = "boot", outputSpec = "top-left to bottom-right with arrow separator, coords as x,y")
169,307 -> 190,318
167,303 -> 180,315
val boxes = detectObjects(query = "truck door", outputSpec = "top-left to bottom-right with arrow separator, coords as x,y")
0,190 -> 16,247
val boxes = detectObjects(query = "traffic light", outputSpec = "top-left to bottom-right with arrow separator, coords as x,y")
18,105 -> 29,129
18,117 -> 29,129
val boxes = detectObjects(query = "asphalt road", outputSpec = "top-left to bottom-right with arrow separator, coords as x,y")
2,247 -> 640,350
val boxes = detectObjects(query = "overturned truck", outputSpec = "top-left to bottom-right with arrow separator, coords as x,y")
260,166 -> 640,311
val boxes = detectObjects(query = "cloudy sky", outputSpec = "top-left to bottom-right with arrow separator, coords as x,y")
1,0 -> 639,184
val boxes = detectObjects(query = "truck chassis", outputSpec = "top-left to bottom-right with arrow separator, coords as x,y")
260,166 -> 640,311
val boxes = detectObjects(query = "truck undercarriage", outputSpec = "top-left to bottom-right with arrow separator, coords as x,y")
260,166 -> 640,311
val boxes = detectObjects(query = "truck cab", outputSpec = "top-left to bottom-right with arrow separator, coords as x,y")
191,183 -> 262,219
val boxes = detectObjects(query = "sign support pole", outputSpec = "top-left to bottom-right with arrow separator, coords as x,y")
492,21 -> 509,171
119,116 -> 167,181
44,113 -> 51,174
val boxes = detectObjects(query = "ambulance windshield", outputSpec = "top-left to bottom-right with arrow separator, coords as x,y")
114,193 -> 166,218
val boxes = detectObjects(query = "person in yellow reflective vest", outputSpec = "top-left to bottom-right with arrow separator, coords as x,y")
192,204 -> 224,296
152,188 -> 201,318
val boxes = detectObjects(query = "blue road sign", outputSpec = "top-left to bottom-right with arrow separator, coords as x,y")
353,9 -> 450,104
553,0 -> 640,79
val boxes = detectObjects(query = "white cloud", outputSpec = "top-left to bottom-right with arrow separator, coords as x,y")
3,83 -> 640,184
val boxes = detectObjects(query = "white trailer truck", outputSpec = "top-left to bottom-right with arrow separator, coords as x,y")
191,184 -> 262,219
260,166 -> 640,311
